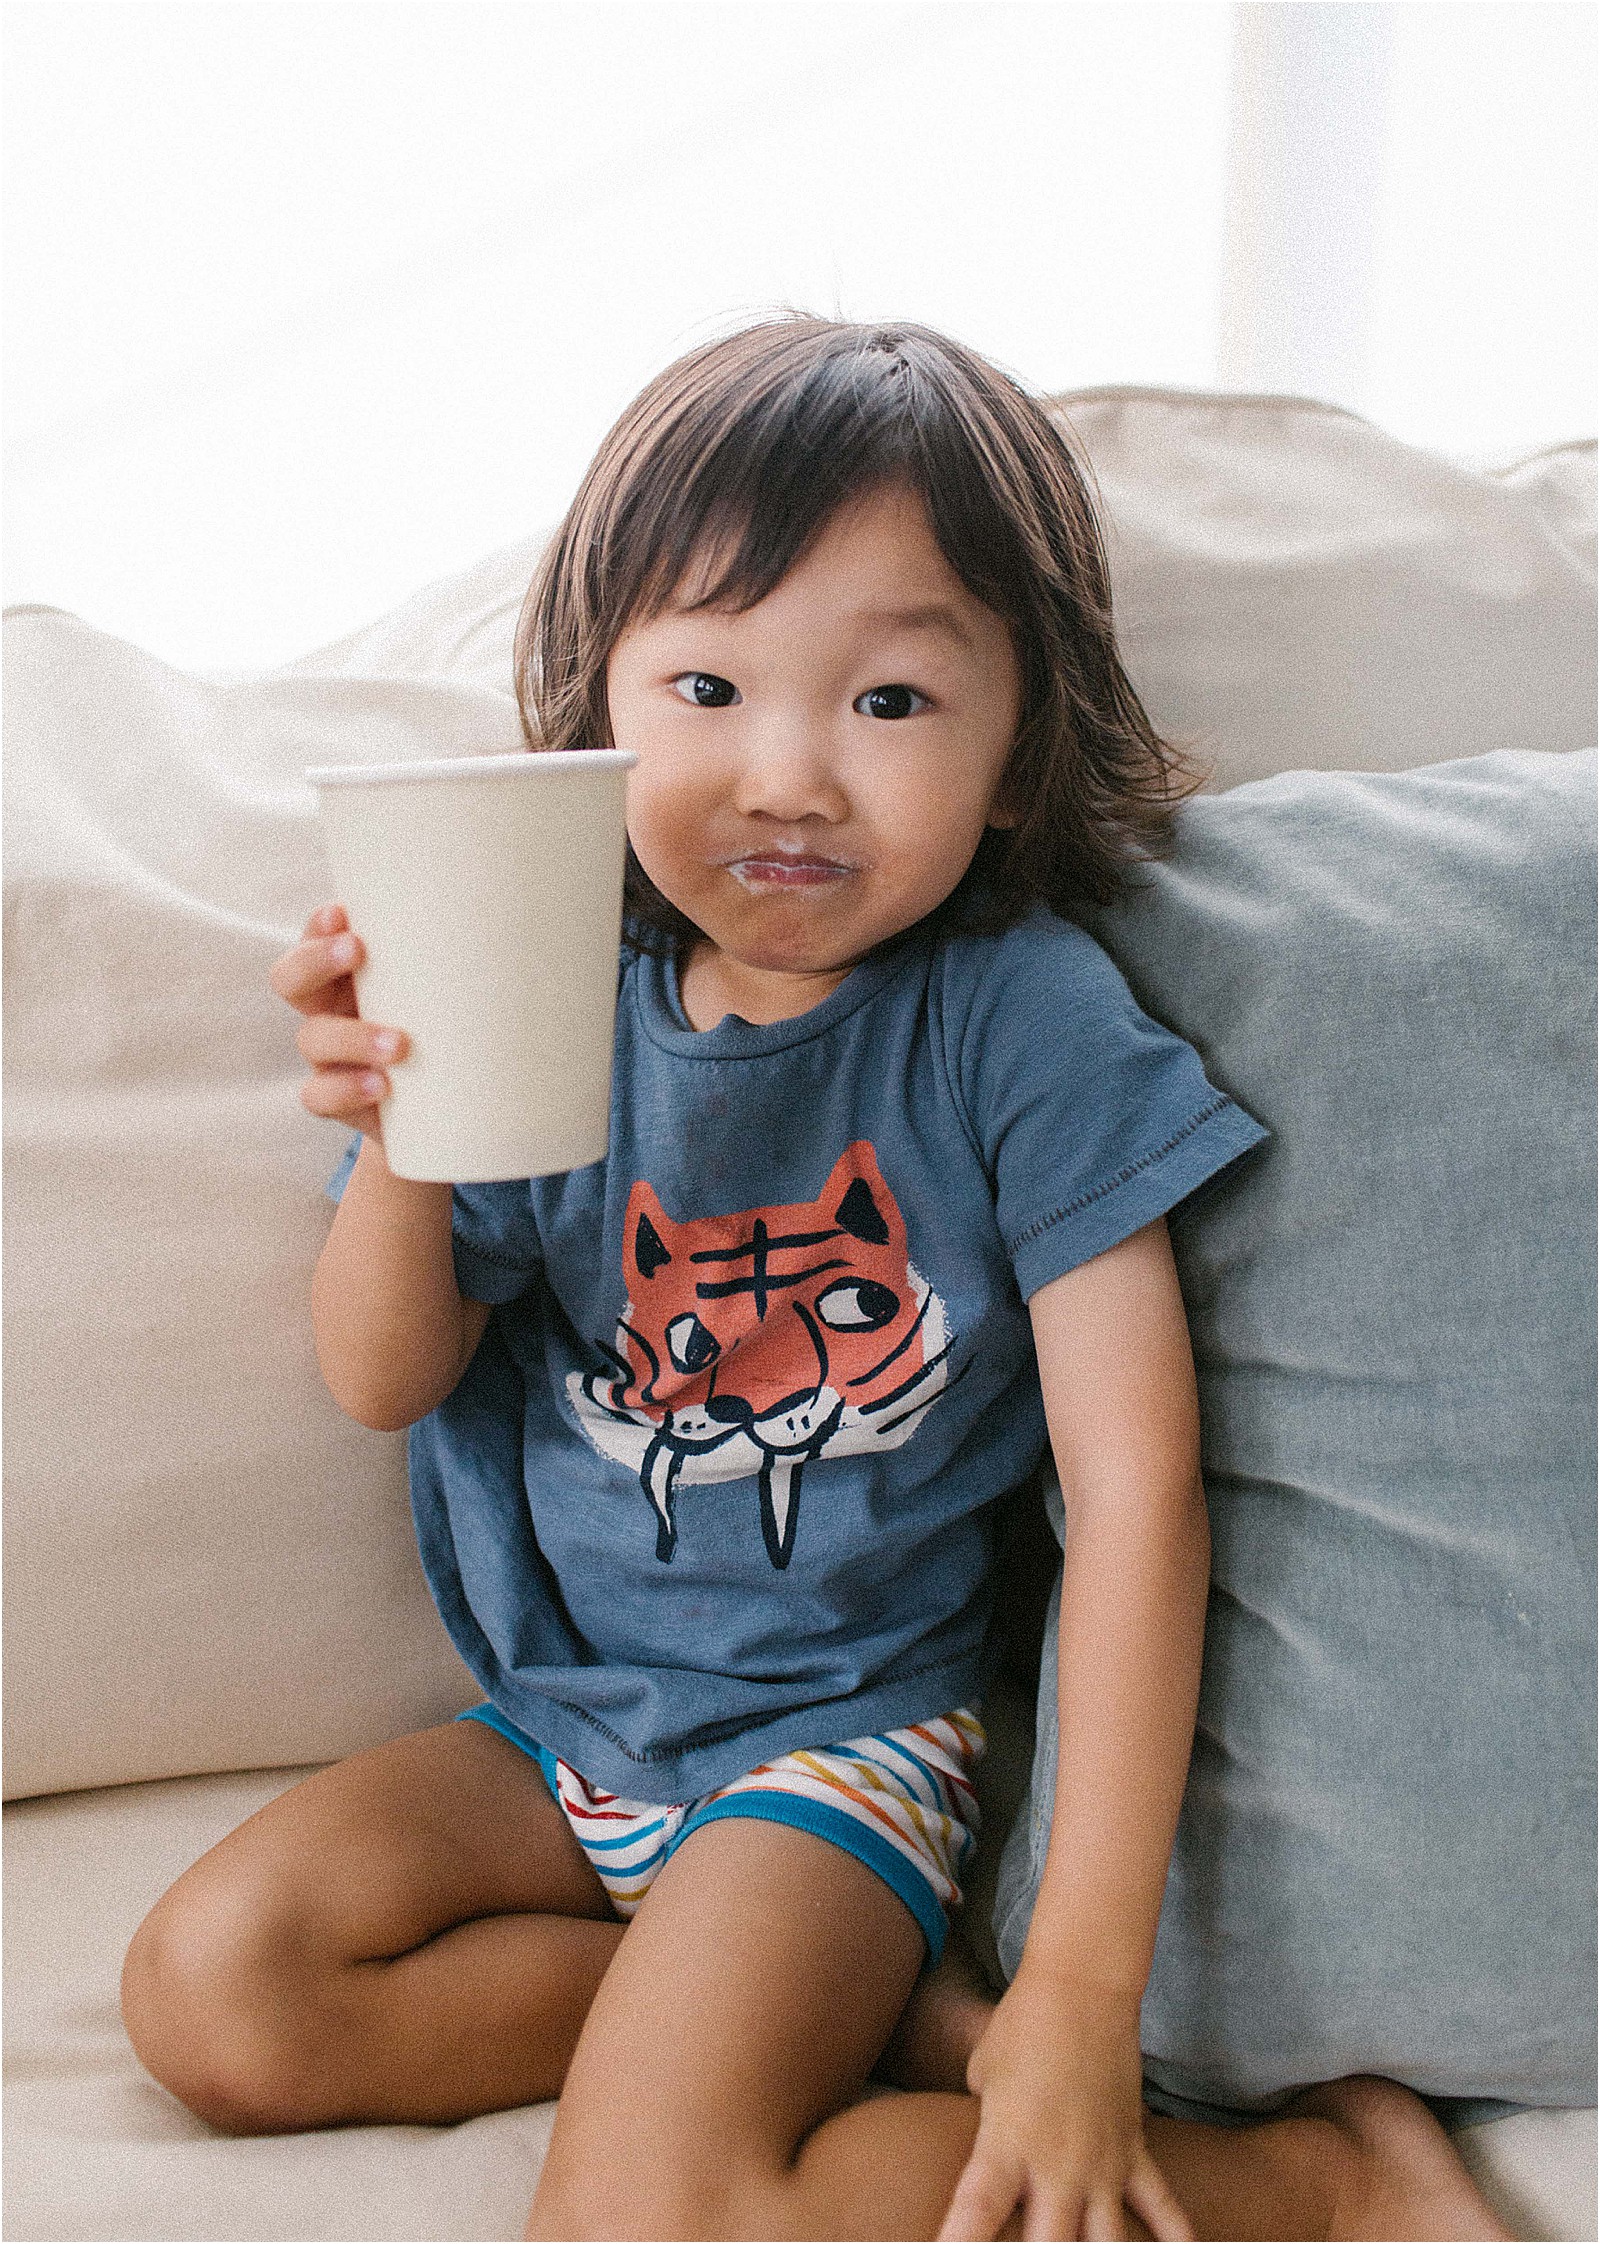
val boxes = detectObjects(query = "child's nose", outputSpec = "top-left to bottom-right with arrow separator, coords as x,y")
730,719 -> 851,823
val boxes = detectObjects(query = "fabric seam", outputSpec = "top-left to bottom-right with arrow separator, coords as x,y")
932,944 -> 990,1174
671,1792 -> 947,1956
1006,1095 -> 1233,1256
633,939 -> 929,1061
453,1230 -> 533,1271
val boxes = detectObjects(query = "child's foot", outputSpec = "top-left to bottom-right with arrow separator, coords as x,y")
1287,2076 -> 1514,2241
875,1928 -> 997,2091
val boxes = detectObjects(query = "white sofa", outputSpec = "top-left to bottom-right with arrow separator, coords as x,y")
5,389 -> 1596,2242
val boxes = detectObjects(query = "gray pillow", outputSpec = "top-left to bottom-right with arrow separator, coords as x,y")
993,749 -> 1597,2118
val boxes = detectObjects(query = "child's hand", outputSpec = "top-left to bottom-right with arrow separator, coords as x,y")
936,1970 -> 1193,2242
269,902 -> 408,1145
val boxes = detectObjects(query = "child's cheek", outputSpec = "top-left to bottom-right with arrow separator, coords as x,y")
626,799 -> 704,918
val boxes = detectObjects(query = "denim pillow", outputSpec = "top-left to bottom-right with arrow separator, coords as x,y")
993,749 -> 1597,2116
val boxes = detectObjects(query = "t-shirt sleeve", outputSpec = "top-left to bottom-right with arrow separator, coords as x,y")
325,1132 -> 362,1204
951,914 -> 1270,1300
448,1181 -> 544,1304
323,1134 -> 542,1305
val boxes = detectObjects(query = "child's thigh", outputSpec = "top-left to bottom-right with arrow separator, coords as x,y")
132,1717 -> 613,1970
530,1816 -> 929,2238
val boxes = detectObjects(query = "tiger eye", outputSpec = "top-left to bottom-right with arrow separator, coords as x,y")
814,1278 -> 900,1332
666,1311 -> 721,1372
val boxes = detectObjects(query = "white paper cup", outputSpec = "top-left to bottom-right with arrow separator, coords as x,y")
307,749 -> 637,1182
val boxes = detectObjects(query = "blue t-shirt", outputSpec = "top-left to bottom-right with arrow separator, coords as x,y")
327,906 -> 1268,1801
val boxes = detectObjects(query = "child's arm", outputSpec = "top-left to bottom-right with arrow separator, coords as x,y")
940,1216 -> 1207,2243
273,903 -> 491,1432
312,1140 -> 491,1431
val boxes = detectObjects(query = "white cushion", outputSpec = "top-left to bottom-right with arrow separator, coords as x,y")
1060,393 -> 1594,787
4,1771 -> 1595,2242
2,611 -> 522,1798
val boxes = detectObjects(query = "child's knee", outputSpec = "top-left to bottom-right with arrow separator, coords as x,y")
120,1864 -> 330,2134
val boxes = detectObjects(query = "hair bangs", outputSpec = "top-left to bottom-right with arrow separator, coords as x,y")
626,343 -> 928,626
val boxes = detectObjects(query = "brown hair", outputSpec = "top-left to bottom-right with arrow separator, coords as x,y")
514,313 -> 1200,956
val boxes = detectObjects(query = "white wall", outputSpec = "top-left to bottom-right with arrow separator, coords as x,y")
1366,2 -> 1597,454
3,1 -> 1592,671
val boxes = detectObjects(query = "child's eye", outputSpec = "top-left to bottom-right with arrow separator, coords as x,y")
670,672 -> 740,708
854,684 -> 928,721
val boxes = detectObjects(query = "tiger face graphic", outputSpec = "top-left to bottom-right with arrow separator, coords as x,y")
567,1142 -> 956,1568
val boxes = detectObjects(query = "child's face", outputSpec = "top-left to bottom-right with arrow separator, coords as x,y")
606,481 -> 1022,1015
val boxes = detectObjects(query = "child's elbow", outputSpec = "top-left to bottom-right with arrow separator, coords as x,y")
314,1303 -> 488,1433
351,1396 -> 423,1435
323,1374 -> 429,1434
317,1351 -> 454,1432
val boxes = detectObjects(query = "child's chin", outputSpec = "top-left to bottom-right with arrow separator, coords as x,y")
716,901 -> 857,963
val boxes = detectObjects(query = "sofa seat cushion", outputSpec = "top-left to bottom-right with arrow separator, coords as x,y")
2,1770 -> 557,2242
2,612 -> 526,1799
4,1767 -> 1594,2242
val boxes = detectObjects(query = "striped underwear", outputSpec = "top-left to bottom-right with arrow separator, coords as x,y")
461,1704 -> 984,1961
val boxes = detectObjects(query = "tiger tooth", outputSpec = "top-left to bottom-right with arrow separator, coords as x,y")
642,1434 -> 680,1559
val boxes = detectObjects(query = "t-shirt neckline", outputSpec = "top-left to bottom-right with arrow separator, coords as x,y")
636,928 -> 931,1058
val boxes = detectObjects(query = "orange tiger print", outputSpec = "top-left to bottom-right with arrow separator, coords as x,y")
567,1142 -> 956,1568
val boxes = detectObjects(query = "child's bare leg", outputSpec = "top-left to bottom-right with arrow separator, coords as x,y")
1139,2081 -> 1512,2242
879,1970 -> 1508,2239
877,1916 -> 998,2090
882,1973 -> 1510,2240
875,1974 -> 1507,2235
121,1720 -> 623,2133
525,1818 -> 1509,2243
525,1816 -> 985,2242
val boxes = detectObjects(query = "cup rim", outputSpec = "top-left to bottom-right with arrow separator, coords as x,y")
306,749 -> 637,787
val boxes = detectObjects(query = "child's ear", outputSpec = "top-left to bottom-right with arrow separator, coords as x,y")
986,770 -> 1022,831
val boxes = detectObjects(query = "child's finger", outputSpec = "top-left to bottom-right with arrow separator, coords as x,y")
1031,2190 -> 1088,2243
298,1065 -> 388,1122
936,2146 -> 1023,2241
1020,2187 -> 1083,2242
270,932 -> 364,1014
304,902 -> 348,937
296,1017 -> 406,1071
1123,2158 -> 1194,2242
1078,2187 -> 1129,2242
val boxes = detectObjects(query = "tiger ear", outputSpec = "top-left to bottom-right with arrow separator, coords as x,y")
626,1182 -> 674,1281
823,1142 -> 894,1245
834,1176 -> 888,1244
635,1212 -> 670,1278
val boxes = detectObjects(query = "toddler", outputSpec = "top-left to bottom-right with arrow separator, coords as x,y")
123,317 -> 1511,2242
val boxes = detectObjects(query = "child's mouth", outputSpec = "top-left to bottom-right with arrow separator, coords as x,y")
726,856 -> 855,891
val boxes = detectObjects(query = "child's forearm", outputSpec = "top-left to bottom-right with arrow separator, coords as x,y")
951,1485 -> 1208,2242
1017,1469 -> 1210,1999
312,1136 -> 479,1431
